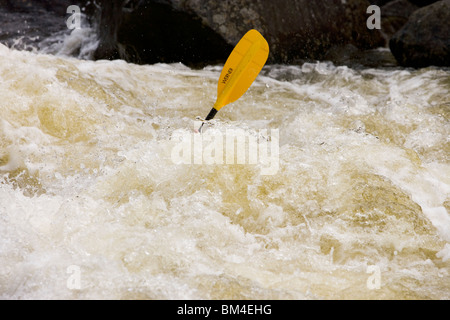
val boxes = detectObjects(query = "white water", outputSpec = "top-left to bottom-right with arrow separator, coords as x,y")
0,43 -> 449,299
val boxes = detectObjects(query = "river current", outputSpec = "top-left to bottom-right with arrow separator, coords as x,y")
0,39 -> 449,299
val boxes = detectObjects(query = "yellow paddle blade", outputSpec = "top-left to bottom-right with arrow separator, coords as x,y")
214,29 -> 269,111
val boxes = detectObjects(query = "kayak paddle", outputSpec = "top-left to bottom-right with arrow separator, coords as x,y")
198,29 -> 269,132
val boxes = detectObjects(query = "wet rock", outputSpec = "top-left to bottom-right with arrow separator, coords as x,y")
93,0 -> 385,66
370,0 -> 439,6
380,0 -> 419,40
407,0 -> 440,6
324,44 -> 398,68
369,0 -> 393,5
169,0 -> 386,63
93,0 -> 233,66
389,0 -> 450,67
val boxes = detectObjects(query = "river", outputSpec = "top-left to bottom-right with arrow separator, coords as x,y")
0,33 -> 449,299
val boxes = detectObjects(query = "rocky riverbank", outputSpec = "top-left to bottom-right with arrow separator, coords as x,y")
0,0 -> 448,68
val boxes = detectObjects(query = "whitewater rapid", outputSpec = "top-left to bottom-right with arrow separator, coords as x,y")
0,43 -> 449,299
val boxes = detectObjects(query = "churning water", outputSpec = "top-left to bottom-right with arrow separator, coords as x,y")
0,42 -> 449,299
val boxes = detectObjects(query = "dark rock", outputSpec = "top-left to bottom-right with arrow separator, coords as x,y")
407,0 -> 439,6
389,0 -> 450,67
380,0 -> 419,40
369,0 -> 393,5
168,0 -> 386,63
372,0 -> 440,7
92,0 -> 126,61
324,44 -> 398,68
93,0 -> 233,66
93,0 -> 385,66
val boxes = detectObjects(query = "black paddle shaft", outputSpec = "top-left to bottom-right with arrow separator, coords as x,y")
205,108 -> 218,121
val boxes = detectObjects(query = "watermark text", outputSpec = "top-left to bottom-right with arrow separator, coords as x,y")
171,124 -> 279,176
66,5 -> 82,30
367,5 -> 381,30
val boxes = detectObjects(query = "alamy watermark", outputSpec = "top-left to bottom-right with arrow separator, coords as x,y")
171,123 -> 279,176
367,5 -> 381,30
67,265 -> 81,290
366,265 -> 381,290
66,5 -> 82,30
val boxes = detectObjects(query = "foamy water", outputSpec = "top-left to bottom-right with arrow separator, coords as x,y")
0,43 -> 449,299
